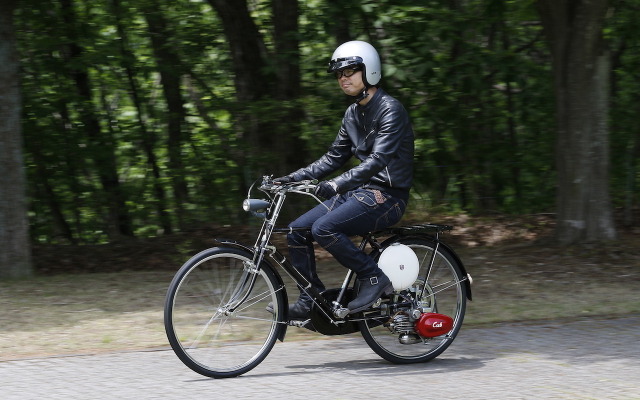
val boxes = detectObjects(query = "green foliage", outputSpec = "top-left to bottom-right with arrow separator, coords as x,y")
12,0 -> 638,244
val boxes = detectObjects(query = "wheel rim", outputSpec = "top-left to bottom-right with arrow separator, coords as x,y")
361,240 -> 466,361
167,252 -> 282,375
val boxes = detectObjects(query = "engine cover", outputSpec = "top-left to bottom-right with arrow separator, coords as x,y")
415,313 -> 454,338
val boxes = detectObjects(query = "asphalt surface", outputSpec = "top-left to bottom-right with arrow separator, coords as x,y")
1,315 -> 639,400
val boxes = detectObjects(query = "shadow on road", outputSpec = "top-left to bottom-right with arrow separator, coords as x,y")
234,356 -> 485,379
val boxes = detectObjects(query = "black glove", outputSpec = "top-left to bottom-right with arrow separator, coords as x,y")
314,181 -> 338,200
273,175 -> 294,185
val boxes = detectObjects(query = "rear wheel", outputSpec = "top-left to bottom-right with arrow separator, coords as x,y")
164,247 -> 286,378
359,237 -> 468,363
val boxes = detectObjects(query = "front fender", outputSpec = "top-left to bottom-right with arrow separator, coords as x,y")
213,238 -> 251,252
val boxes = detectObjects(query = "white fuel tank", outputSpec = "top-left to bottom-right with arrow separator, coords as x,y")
378,243 -> 420,291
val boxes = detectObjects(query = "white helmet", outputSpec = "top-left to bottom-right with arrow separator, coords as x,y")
327,41 -> 381,87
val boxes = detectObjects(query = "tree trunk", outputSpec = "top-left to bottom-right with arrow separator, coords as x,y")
142,2 -> 189,228
29,143 -> 76,243
59,0 -> 134,239
326,0 -> 354,45
112,0 -> 172,235
0,0 -> 33,278
208,0 -> 272,170
209,0 -> 305,179
208,0 -> 271,103
537,0 -> 616,244
271,0 -> 307,172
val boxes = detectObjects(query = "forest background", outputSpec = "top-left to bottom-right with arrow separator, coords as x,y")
1,0 -> 639,279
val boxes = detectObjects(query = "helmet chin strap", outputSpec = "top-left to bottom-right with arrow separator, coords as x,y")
353,87 -> 369,104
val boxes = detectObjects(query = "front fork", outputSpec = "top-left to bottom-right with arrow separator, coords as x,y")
225,192 -> 286,313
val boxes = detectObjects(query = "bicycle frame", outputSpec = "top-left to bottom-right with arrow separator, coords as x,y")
230,177 -> 472,328
165,176 -> 472,377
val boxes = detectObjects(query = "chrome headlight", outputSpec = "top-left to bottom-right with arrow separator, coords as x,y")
242,199 -> 270,212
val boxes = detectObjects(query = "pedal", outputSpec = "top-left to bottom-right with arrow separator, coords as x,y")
288,319 -> 317,332
333,308 -> 349,319
288,319 -> 310,327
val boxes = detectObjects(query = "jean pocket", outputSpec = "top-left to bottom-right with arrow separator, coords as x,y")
354,191 -> 378,207
375,202 -> 404,231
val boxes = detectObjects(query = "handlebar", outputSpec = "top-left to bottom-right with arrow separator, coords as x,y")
259,176 -> 318,194
244,176 -> 326,218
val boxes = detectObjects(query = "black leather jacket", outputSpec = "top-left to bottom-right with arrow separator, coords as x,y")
291,88 -> 414,198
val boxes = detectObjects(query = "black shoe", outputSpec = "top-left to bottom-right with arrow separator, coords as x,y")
288,301 -> 311,320
347,272 -> 393,314
266,299 -> 312,321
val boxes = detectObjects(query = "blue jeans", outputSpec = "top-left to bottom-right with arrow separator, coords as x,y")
287,188 -> 407,302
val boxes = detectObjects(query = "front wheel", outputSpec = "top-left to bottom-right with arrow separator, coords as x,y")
164,247 -> 287,378
359,236 -> 468,363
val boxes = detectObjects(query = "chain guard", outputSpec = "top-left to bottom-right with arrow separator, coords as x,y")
309,288 -> 360,335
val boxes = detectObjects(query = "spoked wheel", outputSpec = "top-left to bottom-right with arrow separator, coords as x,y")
164,247 -> 287,378
359,237 -> 468,363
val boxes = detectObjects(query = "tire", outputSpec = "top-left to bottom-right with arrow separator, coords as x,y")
359,236 -> 468,364
164,247 -> 286,378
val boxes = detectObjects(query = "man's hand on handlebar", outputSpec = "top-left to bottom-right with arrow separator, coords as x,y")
272,175 -> 294,185
314,181 -> 338,200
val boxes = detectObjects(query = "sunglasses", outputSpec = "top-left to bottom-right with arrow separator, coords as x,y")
334,67 -> 361,79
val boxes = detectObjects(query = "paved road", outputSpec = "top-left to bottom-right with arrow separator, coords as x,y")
1,315 -> 639,400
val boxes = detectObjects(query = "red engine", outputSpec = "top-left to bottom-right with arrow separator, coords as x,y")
415,313 -> 454,338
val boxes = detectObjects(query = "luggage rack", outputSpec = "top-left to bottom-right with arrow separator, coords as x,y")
374,223 -> 453,236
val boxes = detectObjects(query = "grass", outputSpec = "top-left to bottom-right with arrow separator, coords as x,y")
1,227 -> 639,361
0,271 -> 170,359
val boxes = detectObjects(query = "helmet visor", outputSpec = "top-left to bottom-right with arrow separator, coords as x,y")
327,56 -> 363,73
